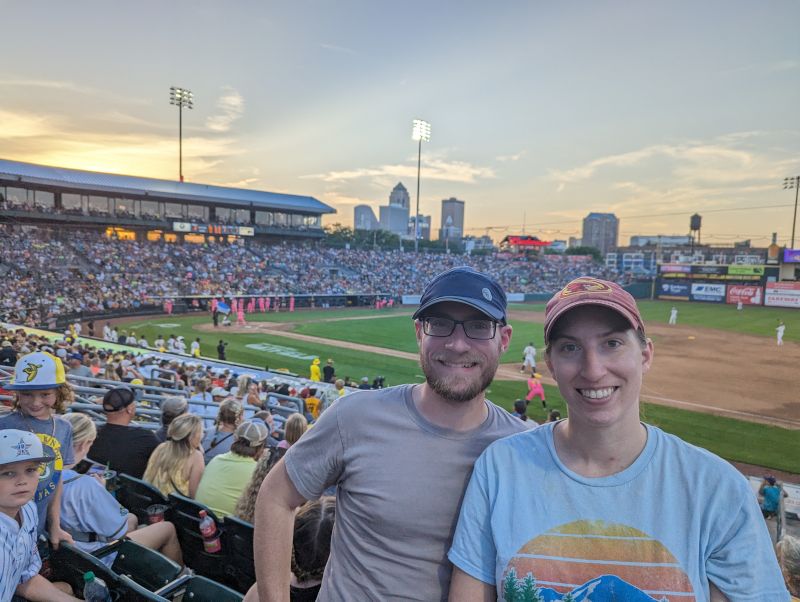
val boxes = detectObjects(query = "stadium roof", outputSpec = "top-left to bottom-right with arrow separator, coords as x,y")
0,158 -> 336,215
500,235 -> 551,247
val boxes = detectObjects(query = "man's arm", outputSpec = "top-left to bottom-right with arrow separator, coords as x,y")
16,575 -> 80,601
448,567 -> 496,602
254,458 -> 308,602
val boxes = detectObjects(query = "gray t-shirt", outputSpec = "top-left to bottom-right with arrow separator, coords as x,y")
284,384 -> 527,601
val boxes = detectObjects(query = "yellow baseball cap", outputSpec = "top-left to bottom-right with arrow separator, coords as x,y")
6,352 -> 66,390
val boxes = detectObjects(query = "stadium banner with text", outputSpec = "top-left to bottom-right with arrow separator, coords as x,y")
764,281 -> 800,308
725,285 -> 763,306
506,293 -> 525,302
657,281 -> 690,300
402,295 -> 422,305
691,265 -> 727,275
660,264 -> 691,273
690,283 -> 726,303
784,483 -> 800,518
727,265 -> 765,276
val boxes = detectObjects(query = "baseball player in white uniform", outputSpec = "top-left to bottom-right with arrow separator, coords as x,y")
668,306 -> 678,325
776,320 -> 786,346
521,342 -> 537,374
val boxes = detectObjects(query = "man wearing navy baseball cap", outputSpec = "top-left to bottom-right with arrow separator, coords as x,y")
249,267 -> 527,602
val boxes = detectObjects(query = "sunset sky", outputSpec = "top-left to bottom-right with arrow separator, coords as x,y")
2,1 -> 798,245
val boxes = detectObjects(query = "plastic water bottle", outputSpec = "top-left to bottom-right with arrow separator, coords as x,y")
83,571 -> 111,602
198,510 -> 221,553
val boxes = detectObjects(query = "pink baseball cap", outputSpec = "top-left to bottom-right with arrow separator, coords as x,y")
544,277 -> 645,344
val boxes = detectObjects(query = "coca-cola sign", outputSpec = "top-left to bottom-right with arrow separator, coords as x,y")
726,285 -> 763,305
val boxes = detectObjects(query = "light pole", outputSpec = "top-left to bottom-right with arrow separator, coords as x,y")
411,119 -> 431,253
784,176 -> 800,248
170,87 -> 194,182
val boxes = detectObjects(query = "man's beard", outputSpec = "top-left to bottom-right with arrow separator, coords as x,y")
420,352 -> 500,403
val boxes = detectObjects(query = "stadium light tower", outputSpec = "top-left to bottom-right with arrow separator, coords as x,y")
412,119 -> 431,253
170,86 -> 194,182
784,175 -> 800,248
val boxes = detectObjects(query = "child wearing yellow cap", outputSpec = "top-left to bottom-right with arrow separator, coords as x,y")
0,351 -> 75,547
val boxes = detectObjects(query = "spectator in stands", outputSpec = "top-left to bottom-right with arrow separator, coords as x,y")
234,451 -> 275,524
357,377 -> 371,390
546,409 -> 561,423
447,276 -> 788,600
289,497 -> 336,601
195,420 -> 268,518
188,378 -> 215,428
88,386 -> 159,480
322,359 -> 335,383
66,353 -> 92,378
0,339 -> 17,366
154,396 -> 189,443
277,413 -> 308,449
60,413 -> 183,565
511,399 -> 530,422
250,267 -> 526,600
760,475 -> 786,519
776,535 -> 800,600
0,352 -> 74,545
202,398 -> 244,463
143,413 -> 205,498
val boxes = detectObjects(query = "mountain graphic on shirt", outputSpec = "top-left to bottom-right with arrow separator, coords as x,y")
502,520 -> 695,602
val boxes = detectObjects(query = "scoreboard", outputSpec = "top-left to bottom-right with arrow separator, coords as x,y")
173,222 -> 255,236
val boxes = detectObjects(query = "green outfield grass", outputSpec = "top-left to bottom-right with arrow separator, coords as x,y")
124,307 -> 800,473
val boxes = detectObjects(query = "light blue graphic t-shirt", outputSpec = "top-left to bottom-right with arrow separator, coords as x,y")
448,422 -> 789,601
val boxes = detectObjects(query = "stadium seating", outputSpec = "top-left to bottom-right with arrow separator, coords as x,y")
167,492 -> 227,582
221,515 -> 256,592
156,574 -> 244,602
94,538 -> 182,591
116,473 -> 170,525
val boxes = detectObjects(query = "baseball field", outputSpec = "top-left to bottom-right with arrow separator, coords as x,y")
121,299 -> 800,474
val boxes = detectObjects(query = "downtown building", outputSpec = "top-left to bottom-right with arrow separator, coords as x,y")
582,212 -> 619,255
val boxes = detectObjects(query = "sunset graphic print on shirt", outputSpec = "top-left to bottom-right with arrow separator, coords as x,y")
501,520 -> 695,602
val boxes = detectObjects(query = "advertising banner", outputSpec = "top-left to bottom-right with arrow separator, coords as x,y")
690,283 -> 726,303
726,285 -> 763,306
727,265 -> 765,276
765,281 -> 800,308
691,265 -> 727,275
660,264 -> 691,273
658,281 -> 690,300
783,248 -> 800,263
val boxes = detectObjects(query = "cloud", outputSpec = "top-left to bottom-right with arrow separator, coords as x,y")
302,156 -> 495,184
320,42 -> 357,55
496,150 -> 526,162
769,59 -> 800,72
206,87 -> 245,133
0,78 -> 150,105
0,106 -> 243,181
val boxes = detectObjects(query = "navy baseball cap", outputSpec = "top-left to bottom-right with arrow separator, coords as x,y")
412,267 -> 507,323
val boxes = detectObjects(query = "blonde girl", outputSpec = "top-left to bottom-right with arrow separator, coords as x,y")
143,413 -> 205,497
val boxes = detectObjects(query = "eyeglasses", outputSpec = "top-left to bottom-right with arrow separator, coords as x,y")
422,317 -> 498,340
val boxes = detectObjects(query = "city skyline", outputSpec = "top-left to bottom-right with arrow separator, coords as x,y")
1,1 -> 798,245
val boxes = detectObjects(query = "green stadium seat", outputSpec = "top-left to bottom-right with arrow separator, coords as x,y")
116,473 -> 170,525
167,492 -> 227,582
156,574 -> 244,602
94,537 -> 182,591
221,515 -> 255,592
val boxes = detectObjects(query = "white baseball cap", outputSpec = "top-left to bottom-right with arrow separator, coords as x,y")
6,352 -> 66,390
0,429 -> 55,465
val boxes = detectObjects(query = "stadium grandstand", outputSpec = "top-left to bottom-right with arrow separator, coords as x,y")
1,158 -> 797,599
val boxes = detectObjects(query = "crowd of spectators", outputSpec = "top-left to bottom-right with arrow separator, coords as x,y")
0,225 -> 617,326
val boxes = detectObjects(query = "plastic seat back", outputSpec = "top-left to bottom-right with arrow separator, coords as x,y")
167,492 -> 226,581
157,574 -> 244,602
221,515 -> 255,592
94,538 -> 182,591
116,473 -> 169,524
